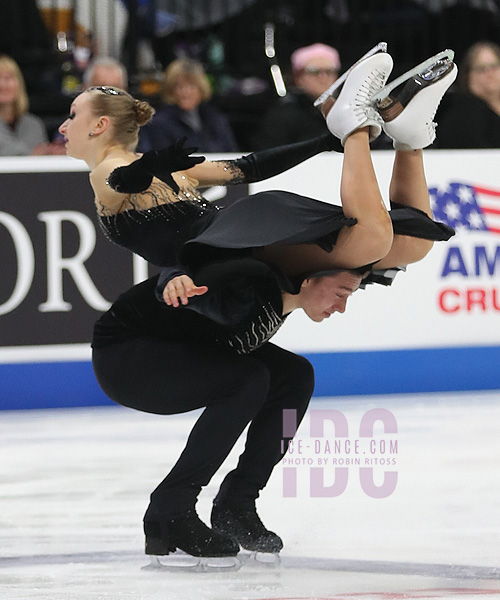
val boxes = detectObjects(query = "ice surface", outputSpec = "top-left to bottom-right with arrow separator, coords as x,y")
1,392 -> 499,600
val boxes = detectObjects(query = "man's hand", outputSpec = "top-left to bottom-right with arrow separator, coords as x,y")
162,275 -> 208,307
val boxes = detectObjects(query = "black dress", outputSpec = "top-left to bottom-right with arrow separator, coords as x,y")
98,180 -> 454,273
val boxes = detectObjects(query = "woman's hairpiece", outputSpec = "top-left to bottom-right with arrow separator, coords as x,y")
88,86 -> 125,96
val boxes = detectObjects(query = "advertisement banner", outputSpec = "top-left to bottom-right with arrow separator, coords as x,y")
0,152 -> 499,408
0,157 -> 246,350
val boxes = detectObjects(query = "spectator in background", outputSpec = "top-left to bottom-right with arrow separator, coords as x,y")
252,43 -> 340,150
138,58 -> 238,153
435,41 -> 500,149
0,54 -> 49,156
464,42 -> 500,116
83,57 -> 128,91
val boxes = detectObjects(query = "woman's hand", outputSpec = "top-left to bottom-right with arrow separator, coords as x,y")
140,137 -> 205,193
107,137 -> 205,194
162,275 -> 208,307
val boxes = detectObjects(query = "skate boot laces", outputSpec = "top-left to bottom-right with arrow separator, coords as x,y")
314,41 -> 388,108
353,67 -> 389,122
322,63 -> 389,119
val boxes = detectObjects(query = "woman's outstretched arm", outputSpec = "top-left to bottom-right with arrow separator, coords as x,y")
188,134 -> 342,187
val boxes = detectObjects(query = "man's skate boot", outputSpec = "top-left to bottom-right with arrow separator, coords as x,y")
211,501 -> 283,554
374,52 -> 458,150
318,52 -> 394,146
144,509 -> 239,557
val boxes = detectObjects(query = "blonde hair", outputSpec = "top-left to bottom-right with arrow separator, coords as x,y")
86,86 -> 155,149
161,59 -> 212,105
0,55 -> 29,119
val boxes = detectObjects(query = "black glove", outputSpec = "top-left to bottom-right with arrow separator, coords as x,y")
107,137 -> 206,194
232,133 -> 343,183
107,162 -> 154,194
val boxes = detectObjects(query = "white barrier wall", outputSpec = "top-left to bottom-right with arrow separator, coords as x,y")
0,151 -> 499,409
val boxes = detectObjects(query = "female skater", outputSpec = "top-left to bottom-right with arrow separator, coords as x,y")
58,44 -> 454,284
91,49 -> 457,568
58,86 -> 350,275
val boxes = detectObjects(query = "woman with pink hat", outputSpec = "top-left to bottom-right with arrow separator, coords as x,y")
253,43 -> 341,149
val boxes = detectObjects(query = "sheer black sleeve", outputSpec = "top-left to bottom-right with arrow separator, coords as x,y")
225,134 -> 342,184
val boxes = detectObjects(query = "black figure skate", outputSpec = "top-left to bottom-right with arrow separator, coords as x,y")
211,502 -> 283,567
143,509 -> 241,572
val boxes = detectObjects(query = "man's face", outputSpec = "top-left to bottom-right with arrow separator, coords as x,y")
300,272 -> 361,322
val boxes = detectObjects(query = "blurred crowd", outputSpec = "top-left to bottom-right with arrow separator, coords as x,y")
1,0 -> 500,156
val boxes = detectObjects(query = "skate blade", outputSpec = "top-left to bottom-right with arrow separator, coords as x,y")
142,553 -> 242,573
313,42 -> 387,107
371,49 -> 455,104
239,550 -> 281,569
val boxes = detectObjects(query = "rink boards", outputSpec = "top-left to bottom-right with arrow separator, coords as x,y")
1,151 -> 499,409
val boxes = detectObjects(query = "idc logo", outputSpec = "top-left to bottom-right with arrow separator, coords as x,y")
281,408 -> 398,499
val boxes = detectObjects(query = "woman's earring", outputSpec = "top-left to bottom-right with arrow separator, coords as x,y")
88,132 -> 94,137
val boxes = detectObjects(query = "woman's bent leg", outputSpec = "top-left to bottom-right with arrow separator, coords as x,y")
254,129 -> 393,276
389,149 -> 431,215
373,149 -> 436,269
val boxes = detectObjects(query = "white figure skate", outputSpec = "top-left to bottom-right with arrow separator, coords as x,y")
319,52 -> 394,145
313,42 -> 388,108
373,50 -> 458,150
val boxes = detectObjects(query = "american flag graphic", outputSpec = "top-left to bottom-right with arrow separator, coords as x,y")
429,182 -> 500,235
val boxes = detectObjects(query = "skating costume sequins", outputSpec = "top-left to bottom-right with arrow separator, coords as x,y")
220,160 -> 246,184
98,173 -> 221,267
219,297 -> 286,355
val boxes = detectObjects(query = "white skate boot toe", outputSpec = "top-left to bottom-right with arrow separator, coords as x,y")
314,42 -> 388,108
377,56 -> 458,150
320,52 -> 393,146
